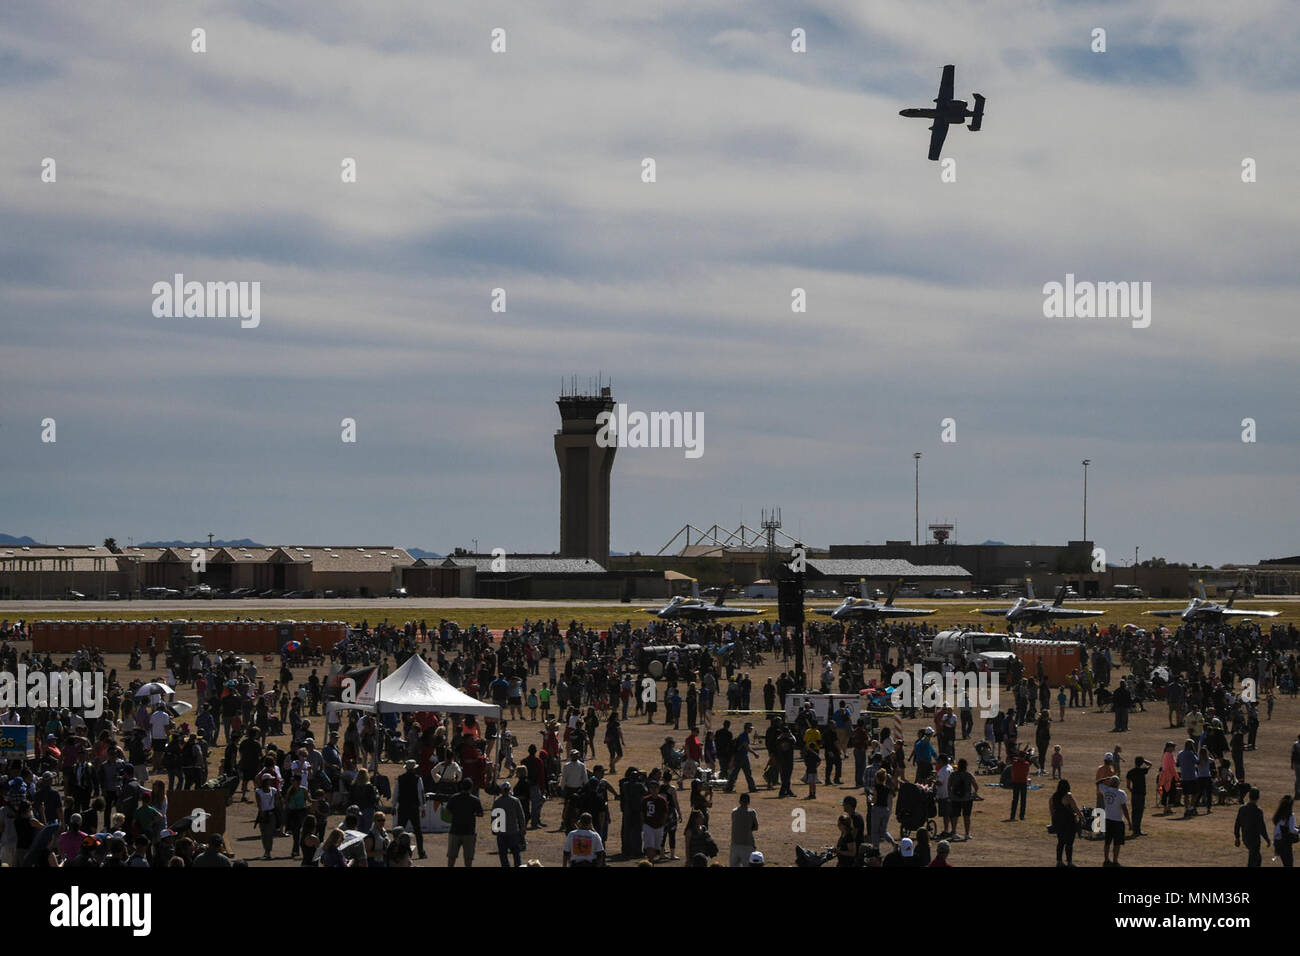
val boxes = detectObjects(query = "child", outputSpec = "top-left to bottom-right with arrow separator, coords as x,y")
539,683 -> 552,719
527,688 -> 539,721
1057,686 -> 1067,722
1051,745 -> 1063,779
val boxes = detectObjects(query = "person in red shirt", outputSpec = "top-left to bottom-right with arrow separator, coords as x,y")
684,729 -> 703,765
1008,749 -> 1032,821
928,840 -> 953,866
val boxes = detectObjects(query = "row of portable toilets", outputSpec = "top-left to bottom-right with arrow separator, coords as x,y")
28,619 -> 349,654
1008,638 -> 1085,686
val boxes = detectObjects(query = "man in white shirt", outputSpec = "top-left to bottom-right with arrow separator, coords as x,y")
432,755 -> 463,784
560,750 -> 589,830
563,812 -> 605,866
934,754 -> 955,838
1098,775 -> 1131,867
149,707 -> 172,771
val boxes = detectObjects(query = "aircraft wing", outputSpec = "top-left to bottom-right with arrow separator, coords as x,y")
938,64 -> 954,101
1045,607 -> 1105,619
708,606 -> 760,617
977,607 -> 1010,616
1147,609 -> 1186,617
927,120 -> 950,161
1220,608 -> 1280,619
876,607 -> 935,618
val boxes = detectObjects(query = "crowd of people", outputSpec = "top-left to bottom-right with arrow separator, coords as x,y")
1,611 -> 1299,867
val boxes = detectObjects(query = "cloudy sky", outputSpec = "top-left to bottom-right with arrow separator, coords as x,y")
2,1 -> 1296,564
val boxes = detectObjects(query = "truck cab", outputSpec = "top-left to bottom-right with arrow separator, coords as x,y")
928,628 -> 1018,673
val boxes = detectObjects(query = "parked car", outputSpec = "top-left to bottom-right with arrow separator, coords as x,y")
106,590 -> 122,600
142,587 -> 180,599
929,588 -> 962,599
183,584 -> 212,599
65,590 -> 87,600
259,589 -> 285,598
228,587 -> 257,598
284,589 -> 315,599
388,588 -> 409,598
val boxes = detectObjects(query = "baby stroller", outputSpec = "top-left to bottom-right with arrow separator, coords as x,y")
895,779 -> 938,838
974,740 -> 1003,775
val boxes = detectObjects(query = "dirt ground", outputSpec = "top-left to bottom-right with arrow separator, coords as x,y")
15,599 -> 1299,867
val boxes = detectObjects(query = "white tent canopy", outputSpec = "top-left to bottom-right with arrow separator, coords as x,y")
369,654 -> 501,718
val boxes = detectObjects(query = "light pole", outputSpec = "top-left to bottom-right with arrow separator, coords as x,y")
1081,459 -> 1091,541
913,452 -> 922,546
472,538 -> 479,556
1134,546 -> 1139,586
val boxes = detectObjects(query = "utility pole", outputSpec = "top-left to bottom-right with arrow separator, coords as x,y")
1081,459 -> 1091,540
913,452 -> 922,546
1134,546 -> 1139,586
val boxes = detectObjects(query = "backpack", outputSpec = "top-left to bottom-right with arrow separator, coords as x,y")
950,772 -> 970,801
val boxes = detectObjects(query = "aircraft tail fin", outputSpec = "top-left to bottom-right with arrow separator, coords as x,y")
1196,579 -> 1207,601
691,578 -> 700,600
1025,577 -> 1035,601
717,580 -> 731,606
969,93 -> 985,131
860,578 -> 868,600
1226,581 -> 1241,608
886,578 -> 901,606
1053,585 -> 1067,608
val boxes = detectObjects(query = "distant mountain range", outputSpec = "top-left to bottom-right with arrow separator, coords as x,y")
139,538 -> 264,548
0,534 -> 43,546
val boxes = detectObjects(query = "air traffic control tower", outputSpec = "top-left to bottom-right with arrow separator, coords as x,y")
555,383 -> 616,565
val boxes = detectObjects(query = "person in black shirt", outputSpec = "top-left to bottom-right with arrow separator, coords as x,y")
1126,757 -> 1151,836
1234,788 -> 1269,867
445,778 -> 482,867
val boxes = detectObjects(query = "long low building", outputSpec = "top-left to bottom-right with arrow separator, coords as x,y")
0,545 -> 413,600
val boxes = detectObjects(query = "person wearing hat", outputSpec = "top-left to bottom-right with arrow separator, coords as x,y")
492,780 -> 527,867
882,835 -> 913,867
748,849 -> 765,867
1095,752 -> 1116,802
1126,756 -> 1152,836
395,759 -> 426,859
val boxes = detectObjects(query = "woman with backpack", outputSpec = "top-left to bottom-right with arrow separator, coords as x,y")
1049,779 -> 1084,867
948,758 -> 978,842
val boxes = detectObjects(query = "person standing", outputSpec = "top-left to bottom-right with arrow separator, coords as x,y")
394,760 -> 426,859
1126,756 -> 1151,837
491,781 -> 527,867
1007,750 -> 1030,821
1273,795 -> 1298,868
725,722 -> 759,794
728,791 -> 758,867
1234,788 -> 1268,867
445,778 -> 483,867
869,765 -> 898,851
1098,775 -> 1131,867
1049,780 -> 1083,867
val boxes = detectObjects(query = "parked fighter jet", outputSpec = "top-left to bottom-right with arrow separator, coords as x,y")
639,580 -> 760,620
977,578 -> 1104,625
815,579 -> 935,622
1147,580 -> 1280,624
899,64 -> 985,160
